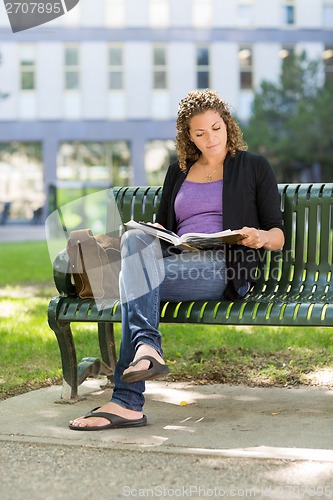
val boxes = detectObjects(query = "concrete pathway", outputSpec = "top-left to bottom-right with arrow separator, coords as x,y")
1,380 -> 332,459
0,380 -> 332,499
0,224 -> 46,242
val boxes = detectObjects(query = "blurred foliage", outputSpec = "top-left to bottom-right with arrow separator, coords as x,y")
0,141 -> 42,163
243,51 -> 333,182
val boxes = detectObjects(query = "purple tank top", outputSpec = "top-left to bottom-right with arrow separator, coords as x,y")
174,179 -> 223,236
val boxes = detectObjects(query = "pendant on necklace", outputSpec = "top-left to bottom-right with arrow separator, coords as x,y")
205,175 -> 212,182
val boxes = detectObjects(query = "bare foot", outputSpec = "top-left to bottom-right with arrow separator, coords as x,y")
69,402 -> 143,429
122,344 -> 165,378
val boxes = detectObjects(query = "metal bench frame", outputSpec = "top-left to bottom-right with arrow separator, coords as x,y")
48,183 -> 333,400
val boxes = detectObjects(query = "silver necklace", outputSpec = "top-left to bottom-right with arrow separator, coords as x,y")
202,161 -> 222,182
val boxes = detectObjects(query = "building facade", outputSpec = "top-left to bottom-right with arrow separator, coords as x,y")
0,0 -> 332,221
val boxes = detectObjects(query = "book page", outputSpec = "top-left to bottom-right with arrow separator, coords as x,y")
125,220 -> 247,249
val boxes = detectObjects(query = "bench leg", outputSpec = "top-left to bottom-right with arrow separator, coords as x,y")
48,300 -> 117,400
48,314 -> 78,401
76,323 -> 117,386
98,322 -> 117,384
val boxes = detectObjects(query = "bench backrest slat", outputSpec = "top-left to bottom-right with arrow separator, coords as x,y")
277,183 -> 333,302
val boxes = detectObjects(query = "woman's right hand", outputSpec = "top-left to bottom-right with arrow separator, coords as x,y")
146,222 -> 166,230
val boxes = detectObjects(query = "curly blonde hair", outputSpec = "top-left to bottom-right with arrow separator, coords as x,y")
176,89 -> 247,172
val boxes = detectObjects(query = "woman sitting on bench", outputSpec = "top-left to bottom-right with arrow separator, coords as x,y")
69,89 -> 285,431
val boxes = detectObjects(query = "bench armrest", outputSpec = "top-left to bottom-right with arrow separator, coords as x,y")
53,249 -> 77,296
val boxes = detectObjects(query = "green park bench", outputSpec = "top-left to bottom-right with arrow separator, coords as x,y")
47,183 -> 333,400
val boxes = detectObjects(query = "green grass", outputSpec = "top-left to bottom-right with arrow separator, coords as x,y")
0,241 -> 53,286
0,241 -> 332,400
162,324 -> 333,387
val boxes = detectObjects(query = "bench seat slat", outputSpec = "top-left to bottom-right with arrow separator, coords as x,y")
52,296 -> 333,327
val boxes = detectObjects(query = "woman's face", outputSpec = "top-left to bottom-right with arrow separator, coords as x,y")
189,109 -> 227,159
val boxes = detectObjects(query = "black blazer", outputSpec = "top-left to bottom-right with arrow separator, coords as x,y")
156,151 -> 285,300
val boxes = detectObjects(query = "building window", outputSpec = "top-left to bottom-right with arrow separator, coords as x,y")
20,44 -> 36,90
193,0 -> 212,27
239,47 -> 253,90
196,46 -> 210,89
149,0 -> 169,27
282,1 -> 295,25
57,141 -> 131,186
106,0 -> 125,27
108,45 -> 124,90
0,142 -> 43,223
237,2 -> 253,26
323,46 -> 333,84
323,3 -> 333,26
153,45 -> 167,89
64,45 -> 80,90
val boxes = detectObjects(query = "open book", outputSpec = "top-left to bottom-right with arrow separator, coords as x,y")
125,220 -> 248,250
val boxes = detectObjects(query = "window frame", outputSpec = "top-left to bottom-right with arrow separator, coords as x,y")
323,46 -> 333,85
20,43 -> 36,91
238,46 -> 253,90
152,44 -> 168,90
196,45 -> 210,89
193,0 -> 212,27
106,0 -> 126,27
149,0 -> 170,27
237,1 -> 253,26
282,1 -> 296,26
323,2 -> 333,27
108,44 -> 124,91
64,44 -> 80,91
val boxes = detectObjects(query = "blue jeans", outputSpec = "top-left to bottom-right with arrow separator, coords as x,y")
111,229 -> 227,412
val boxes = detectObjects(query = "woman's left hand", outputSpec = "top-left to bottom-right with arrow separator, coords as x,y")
236,226 -> 285,251
237,227 -> 267,249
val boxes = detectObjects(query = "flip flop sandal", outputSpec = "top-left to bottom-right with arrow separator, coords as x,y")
69,407 -> 147,431
120,355 -> 170,384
